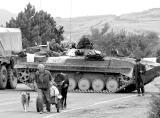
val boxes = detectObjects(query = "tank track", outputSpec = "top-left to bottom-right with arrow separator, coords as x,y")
17,68 -> 135,93
68,81 -> 134,93
19,80 -> 134,93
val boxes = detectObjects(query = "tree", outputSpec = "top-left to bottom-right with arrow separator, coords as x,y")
86,23 -> 159,58
6,3 -> 64,48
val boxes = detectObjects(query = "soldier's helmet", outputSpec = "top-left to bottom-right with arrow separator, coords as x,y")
135,58 -> 141,62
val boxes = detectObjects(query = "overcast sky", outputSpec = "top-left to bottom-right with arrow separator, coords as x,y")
0,0 -> 160,18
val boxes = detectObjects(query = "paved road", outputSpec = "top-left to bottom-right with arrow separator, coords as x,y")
0,84 -> 146,118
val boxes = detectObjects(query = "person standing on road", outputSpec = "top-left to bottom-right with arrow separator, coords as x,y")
35,64 -> 52,114
133,58 -> 146,96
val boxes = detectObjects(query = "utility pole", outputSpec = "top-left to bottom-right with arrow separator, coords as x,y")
38,0 -> 42,45
69,0 -> 72,42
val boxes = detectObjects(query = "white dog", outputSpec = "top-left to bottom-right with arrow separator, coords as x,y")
21,92 -> 30,112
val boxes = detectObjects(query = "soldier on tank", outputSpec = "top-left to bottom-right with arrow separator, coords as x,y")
35,64 -> 52,114
49,39 -> 65,53
70,42 -> 76,49
77,36 -> 93,49
133,58 -> 146,96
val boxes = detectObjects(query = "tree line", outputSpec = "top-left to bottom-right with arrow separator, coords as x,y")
83,23 -> 159,58
6,3 -> 160,59
6,3 -> 64,48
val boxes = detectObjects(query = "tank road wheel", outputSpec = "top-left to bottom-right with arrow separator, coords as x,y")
7,68 -> 17,89
0,66 -> 8,89
92,79 -> 104,91
78,78 -> 90,91
106,78 -> 119,92
68,78 -> 77,91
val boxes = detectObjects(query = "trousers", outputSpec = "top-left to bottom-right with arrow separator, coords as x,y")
37,89 -> 51,112
136,81 -> 144,94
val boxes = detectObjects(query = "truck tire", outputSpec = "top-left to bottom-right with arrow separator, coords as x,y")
7,68 -> 17,89
0,66 -> 8,89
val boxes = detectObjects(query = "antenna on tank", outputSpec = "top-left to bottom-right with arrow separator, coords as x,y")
40,0 -> 42,10
38,0 -> 42,45
69,0 -> 72,42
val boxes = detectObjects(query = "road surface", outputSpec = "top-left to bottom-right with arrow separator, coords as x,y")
0,84 -> 153,118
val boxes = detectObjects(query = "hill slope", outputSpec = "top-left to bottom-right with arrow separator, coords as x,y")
0,9 -> 16,26
0,8 -> 160,43
55,8 -> 160,42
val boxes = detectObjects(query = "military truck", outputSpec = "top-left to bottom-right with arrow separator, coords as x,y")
0,28 -> 22,89
15,48 -> 160,93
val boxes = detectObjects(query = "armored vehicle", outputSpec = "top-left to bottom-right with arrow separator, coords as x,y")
15,49 -> 160,93
0,28 -> 22,89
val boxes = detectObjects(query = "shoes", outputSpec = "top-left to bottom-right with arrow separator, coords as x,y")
45,110 -> 51,114
39,111 -> 43,114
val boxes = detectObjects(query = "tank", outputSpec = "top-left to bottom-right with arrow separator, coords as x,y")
15,49 -> 160,93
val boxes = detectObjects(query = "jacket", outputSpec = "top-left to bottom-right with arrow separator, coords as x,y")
133,63 -> 146,83
35,70 -> 52,89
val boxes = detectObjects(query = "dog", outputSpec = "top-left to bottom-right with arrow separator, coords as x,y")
21,92 -> 30,112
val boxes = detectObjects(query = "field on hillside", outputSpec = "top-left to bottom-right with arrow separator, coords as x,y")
56,17 -> 160,42
55,8 -> 160,43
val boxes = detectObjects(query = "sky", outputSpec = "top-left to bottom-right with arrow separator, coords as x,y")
0,0 -> 160,18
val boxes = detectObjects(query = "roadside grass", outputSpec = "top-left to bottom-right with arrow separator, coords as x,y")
149,93 -> 160,118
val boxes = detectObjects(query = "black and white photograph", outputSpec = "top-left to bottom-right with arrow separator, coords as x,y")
0,0 -> 160,118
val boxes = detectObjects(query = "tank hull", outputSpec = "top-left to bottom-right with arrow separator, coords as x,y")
15,56 -> 160,93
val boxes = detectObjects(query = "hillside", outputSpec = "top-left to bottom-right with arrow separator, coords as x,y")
0,9 -> 16,26
0,8 -> 160,43
55,8 -> 160,42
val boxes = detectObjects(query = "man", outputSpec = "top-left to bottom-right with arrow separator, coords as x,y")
77,36 -> 93,49
133,58 -> 146,96
49,39 -> 64,53
35,64 -> 52,114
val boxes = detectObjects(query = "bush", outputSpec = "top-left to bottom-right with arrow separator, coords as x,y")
84,23 -> 159,58
149,94 -> 160,118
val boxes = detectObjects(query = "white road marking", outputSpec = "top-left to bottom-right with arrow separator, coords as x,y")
43,95 -> 137,118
